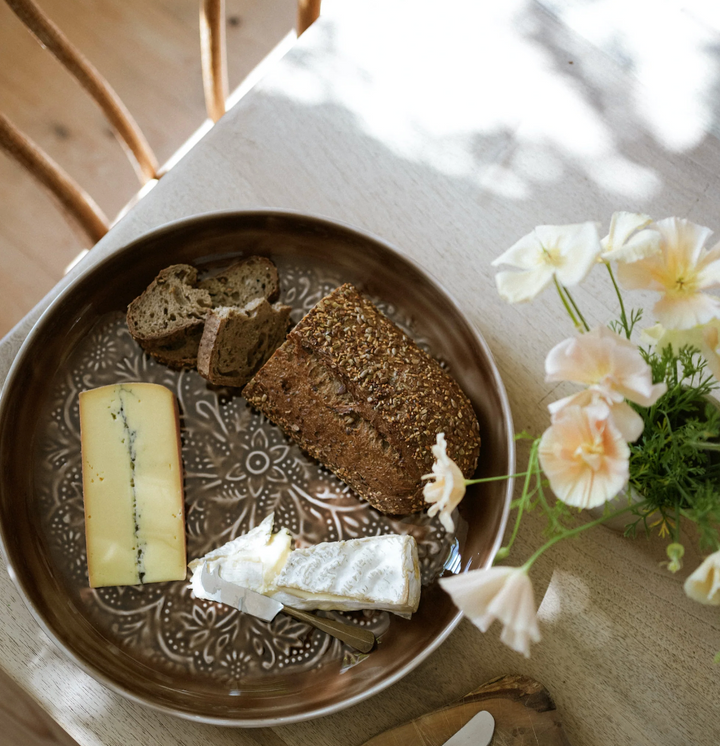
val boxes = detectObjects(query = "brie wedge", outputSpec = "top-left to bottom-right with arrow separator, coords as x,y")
188,514 -> 421,616
188,514 -> 292,602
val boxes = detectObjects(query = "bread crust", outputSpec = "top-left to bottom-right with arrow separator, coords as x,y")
126,264 -> 210,367
243,283 -> 481,514
196,299 -> 291,387
127,258 -> 282,369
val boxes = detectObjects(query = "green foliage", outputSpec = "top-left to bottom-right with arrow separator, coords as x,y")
495,270 -> 720,570
628,343 -> 720,550
609,307 -> 644,339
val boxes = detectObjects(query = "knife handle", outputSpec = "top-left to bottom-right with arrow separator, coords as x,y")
282,606 -> 376,653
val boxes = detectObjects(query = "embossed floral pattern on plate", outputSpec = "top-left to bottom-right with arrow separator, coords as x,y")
34,261 -> 457,689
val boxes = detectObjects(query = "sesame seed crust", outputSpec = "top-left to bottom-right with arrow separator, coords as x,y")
243,283 -> 481,514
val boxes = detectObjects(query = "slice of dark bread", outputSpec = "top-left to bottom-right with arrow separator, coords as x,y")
127,257 -> 281,368
242,283 -> 481,515
197,298 -> 292,387
126,264 -> 212,368
199,256 -> 280,306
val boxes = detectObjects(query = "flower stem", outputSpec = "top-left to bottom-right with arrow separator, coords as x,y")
553,277 -> 583,332
520,503 -> 643,571
687,441 -> 720,451
562,286 -> 590,332
465,471 -> 532,484
496,439 -> 541,559
604,262 -> 631,338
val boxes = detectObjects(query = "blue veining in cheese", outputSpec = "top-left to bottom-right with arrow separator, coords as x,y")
80,383 -> 186,587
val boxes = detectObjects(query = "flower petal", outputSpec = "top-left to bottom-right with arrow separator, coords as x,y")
495,266 -> 555,304
601,212 -> 661,263
653,292 -> 720,330
538,405 -> 629,508
639,323 -> 667,347
606,230 -> 661,264
696,241 -> 720,289
602,212 -> 652,250
616,254 -> 666,291
491,230 -> 543,269
606,401 -> 645,442
440,567 -> 541,657
700,323 -> 720,380
655,216 -> 713,269
616,380 -> 667,408
545,326 -> 664,408
439,567 -> 516,631
493,223 -> 600,303
684,551 -> 720,605
549,222 -> 602,286
423,433 -> 467,532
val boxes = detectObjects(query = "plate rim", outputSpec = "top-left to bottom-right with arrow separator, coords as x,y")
0,208 -> 515,727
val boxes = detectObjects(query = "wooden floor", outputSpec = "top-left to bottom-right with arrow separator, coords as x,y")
0,0 -> 297,338
0,1 -> 294,739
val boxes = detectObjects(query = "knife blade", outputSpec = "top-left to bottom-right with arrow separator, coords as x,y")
199,563 -> 376,653
200,562 -> 282,620
441,710 -> 495,746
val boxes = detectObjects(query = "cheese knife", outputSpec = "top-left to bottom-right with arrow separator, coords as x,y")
199,563 -> 376,653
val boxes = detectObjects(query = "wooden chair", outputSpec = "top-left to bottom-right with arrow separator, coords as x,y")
0,0 -> 321,246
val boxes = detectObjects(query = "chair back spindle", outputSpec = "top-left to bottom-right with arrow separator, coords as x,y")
200,0 -> 228,123
0,0 -> 322,247
5,0 -> 159,184
298,0 -> 321,35
0,112 -> 109,242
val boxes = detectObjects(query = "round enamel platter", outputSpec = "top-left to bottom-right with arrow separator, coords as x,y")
0,211 -> 514,726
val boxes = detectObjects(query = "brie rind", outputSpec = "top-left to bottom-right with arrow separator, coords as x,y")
188,513 -> 421,616
273,534 -> 421,615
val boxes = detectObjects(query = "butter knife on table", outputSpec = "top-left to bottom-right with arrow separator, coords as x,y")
441,711 -> 495,746
199,563 -> 376,653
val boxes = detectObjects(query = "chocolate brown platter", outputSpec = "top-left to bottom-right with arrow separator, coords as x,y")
0,210 -> 514,726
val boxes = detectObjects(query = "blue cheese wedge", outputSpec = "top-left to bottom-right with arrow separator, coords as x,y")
80,383 -> 186,587
188,513 -> 421,616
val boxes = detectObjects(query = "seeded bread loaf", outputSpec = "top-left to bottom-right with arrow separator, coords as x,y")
126,257 -> 280,368
242,283 -> 481,515
197,298 -> 292,387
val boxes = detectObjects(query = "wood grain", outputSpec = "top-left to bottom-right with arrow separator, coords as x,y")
297,0 -> 321,35
5,0 -> 159,183
0,0 -> 296,338
0,112 -> 109,242
199,0 -> 228,122
0,666 -> 79,746
361,675 -> 570,746
2,2 -> 720,746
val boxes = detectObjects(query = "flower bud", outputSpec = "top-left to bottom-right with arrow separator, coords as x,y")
666,542 -> 685,573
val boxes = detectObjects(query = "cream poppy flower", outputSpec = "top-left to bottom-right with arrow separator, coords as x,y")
422,432 -> 466,532
683,550 -> 720,605
545,326 -> 666,441
492,223 -> 601,303
439,566 -> 541,658
548,390 -> 643,442
617,217 -> 720,330
538,403 -> 630,508
643,321 -> 720,382
600,211 -> 661,263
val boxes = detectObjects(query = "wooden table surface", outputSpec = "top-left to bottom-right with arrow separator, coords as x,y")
1,1 -> 720,744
